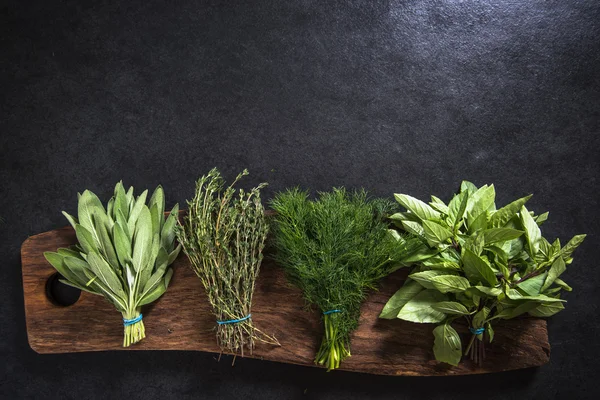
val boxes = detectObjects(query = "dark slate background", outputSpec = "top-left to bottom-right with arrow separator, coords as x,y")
1,0 -> 599,399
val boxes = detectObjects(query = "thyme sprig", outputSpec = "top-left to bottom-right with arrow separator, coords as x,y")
177,168 -> 278,357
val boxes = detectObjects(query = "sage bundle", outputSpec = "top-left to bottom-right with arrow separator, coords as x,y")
176,168 -> 278,356
44,182 -> 181,346
270,188 -> 425,371
380,181 -> 586,366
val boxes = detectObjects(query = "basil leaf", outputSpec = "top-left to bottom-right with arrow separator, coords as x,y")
379,280 -> 424,319
422,220 -> 453,247
553,278 -> 572,292
468,211 -> 489,234
520,205 -> 541,256
429,196 -> 449,214
448,191 -> 468,228
489,194 -> 532,228
430,275 -> 471,293
560,234 -> 586,259
409,270 -> 458,289
528,302 -> 565,317
460,181 -> 478,194
431,301 -> 470,315
394,193 -> 440,221
468,184 -> 496,216
462,249 -> 498,286
466,286 -> 502,298
433,323 -> 462,366
482,228 -> 523,245
402,220 -> 425,236
517,272 -> 547,296
396,290 -> 449,323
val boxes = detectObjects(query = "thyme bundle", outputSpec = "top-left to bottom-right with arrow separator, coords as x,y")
44,182 -> 181,346
176,168 -> 278,356
380,181 -> 586,365
270,188 -> 425,371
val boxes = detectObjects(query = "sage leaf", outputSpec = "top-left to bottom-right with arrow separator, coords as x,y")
161,204 -> 179,251
62,211 -> 78,230
149,185 -> 165,231
132,205 -> 152,272
113,222 -> 132,267
127,189 -> 148,234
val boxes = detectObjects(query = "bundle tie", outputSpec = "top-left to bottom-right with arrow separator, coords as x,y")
217,313 -> 252,325
470,327 -> 485,335
123,314 -> 143,326
323,309 -> 342,315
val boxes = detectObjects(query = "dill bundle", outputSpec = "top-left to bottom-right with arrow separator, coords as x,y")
270,188 -> 425,371
176,168 -> 278,357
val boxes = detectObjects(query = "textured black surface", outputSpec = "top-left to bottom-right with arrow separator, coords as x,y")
1,0 -> 599,398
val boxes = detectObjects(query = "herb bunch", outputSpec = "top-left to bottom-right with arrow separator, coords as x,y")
270,188 -> 425,371
380,181 -> 586,366
44,182 -> 181,346
176,168 -> 278,356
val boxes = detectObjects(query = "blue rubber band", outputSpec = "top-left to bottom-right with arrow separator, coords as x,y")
470,327 -> 485,335
323,309 -> 342,315
123,314 -> 143,326
217,313 -> 252,325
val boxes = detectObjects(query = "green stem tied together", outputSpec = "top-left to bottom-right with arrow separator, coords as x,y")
122,311 -> 145,347
316,313 -> 351,371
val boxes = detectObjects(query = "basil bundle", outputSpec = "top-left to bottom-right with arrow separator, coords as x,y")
380,181 -> 585,366
44,182 -> 181,347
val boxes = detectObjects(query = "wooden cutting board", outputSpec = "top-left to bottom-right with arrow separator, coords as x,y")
21,225 -> 550,376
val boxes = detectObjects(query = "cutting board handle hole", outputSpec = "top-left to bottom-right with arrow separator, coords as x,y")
46,273 -> 81,306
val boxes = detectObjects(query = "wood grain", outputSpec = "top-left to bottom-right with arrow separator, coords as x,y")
21,225 -> 550,376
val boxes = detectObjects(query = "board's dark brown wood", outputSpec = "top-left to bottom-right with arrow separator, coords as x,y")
21,226 -> 550,376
